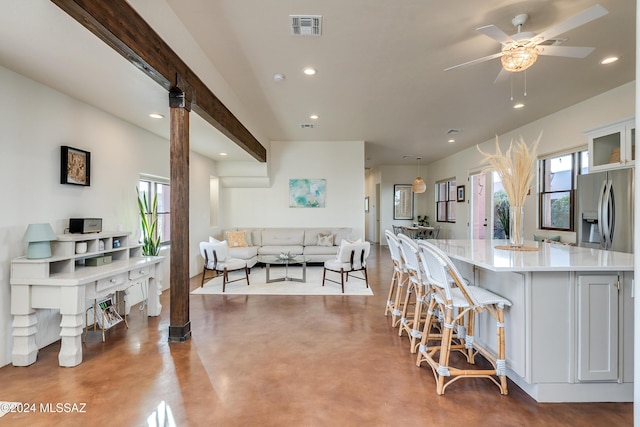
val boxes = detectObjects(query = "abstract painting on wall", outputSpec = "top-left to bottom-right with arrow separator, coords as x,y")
289,179 -> 326,208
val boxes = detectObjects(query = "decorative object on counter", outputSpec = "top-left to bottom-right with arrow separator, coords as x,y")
479,134 -> 540,248
23,223 -> 57,259
75,241 -> 88,254
60,145 -> 91,186
494,244 -> 539,252
137,187 -> 161,256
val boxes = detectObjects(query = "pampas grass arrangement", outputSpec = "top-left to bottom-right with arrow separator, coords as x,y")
478,134 -> 541,246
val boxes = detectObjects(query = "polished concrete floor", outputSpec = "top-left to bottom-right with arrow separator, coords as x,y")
0,244 -> 633,426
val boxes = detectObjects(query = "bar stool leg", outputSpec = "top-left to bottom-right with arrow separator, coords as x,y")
409,284 -> 427,353
385,268 -> 398,316
496,304 -> 509,395
398,280 -> 416,337
391,271 -> 407,327
435,304 -> 455,395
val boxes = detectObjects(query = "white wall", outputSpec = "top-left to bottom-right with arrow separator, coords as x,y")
217,140 -> 365,239
0,65 -> 218,367
372,81 -> 635,243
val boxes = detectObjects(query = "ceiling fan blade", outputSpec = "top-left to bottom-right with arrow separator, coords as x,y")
538,45 -> 595,58
477,24 -> 514,45
493,68 -> 511,84
536,4 -> 608,42
444,51 -> 504,71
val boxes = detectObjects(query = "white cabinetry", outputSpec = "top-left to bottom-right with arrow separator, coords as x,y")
577,274 -> 619,382
587,118 -> 635,172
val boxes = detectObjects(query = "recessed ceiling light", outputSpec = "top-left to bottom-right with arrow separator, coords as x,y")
149,113 -> 164,119
448,139 -> 456,144
513,103 -> 525,109
303,67 -> 317,76
273,73 -> 285,82
310,114 -> 319,120
219,152 -> 228,156
600,56 -> 619,65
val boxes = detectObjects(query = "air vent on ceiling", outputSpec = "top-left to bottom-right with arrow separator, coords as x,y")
290,15 -> 322,36
300,123 -> 315,129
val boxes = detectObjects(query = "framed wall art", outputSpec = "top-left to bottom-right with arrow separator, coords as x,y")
394,184 -> 413,220
61,146 -> 91,186
457,185 -> 465,202
289,178 -> 326,208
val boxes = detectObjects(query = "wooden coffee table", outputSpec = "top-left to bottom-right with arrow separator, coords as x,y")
257,255 -> 309,283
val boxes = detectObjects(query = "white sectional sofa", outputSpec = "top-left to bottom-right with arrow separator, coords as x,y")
213,227 -> 353,267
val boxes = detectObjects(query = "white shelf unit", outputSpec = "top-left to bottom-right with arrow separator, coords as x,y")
11,232 -> 142,279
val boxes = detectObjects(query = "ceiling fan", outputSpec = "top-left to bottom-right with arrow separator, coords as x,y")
445,4 -> 609,83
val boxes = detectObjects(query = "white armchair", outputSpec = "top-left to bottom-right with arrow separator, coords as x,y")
199,241 -> 250,292
322,240 -> 370,293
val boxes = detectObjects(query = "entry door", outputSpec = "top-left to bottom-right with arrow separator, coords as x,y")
470,172 -> 489,239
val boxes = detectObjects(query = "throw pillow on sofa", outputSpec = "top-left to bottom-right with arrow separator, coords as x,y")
226,231 -> 248,248
317,233 -> 334,247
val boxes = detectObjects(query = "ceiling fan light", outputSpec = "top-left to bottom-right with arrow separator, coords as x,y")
501,44 -> 538,72
412,177 -> 426,193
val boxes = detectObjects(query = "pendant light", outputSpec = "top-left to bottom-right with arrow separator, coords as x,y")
412,156 -> 426,193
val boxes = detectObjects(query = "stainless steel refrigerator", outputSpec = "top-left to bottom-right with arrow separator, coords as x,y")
577,168 -> 634,253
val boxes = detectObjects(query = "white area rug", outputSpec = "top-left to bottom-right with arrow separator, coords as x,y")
191,266 -> 373,296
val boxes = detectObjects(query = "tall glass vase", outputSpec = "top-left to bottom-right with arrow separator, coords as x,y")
509,205 -> 524,248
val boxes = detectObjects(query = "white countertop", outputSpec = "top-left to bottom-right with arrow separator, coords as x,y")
426,239 -> 634,272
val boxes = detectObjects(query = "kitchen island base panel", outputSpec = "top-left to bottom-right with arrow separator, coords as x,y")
507,367 -> 633,402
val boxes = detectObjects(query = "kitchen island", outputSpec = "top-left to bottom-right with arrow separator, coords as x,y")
426,239 -> 634,403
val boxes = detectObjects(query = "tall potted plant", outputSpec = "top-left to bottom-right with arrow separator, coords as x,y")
137,187 -> 161,256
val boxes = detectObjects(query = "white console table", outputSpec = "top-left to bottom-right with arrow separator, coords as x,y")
10,231 -> 164,367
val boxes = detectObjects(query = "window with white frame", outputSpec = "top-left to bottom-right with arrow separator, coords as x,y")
436,178 -> 456,223
538,150 -> 587,231
138,177 -> 171,244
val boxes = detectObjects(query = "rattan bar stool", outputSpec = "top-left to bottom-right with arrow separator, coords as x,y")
384,230 -> 409,326
416,241 -> 512,395
397,234 -> 432,353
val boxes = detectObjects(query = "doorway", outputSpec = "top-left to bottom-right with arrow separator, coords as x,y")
470,172 -> 489,239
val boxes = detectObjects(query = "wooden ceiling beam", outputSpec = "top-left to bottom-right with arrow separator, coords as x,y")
50,0 -> 266,163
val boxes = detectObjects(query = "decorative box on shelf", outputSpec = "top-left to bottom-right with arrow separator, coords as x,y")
85,255 -> 112,266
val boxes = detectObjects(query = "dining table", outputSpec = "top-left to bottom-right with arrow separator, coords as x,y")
401,225 -> 435,239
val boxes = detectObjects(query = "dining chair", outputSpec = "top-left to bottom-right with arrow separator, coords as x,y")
415,240 -> 511,395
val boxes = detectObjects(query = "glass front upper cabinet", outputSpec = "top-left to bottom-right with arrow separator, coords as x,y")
587,118 -> 635,172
